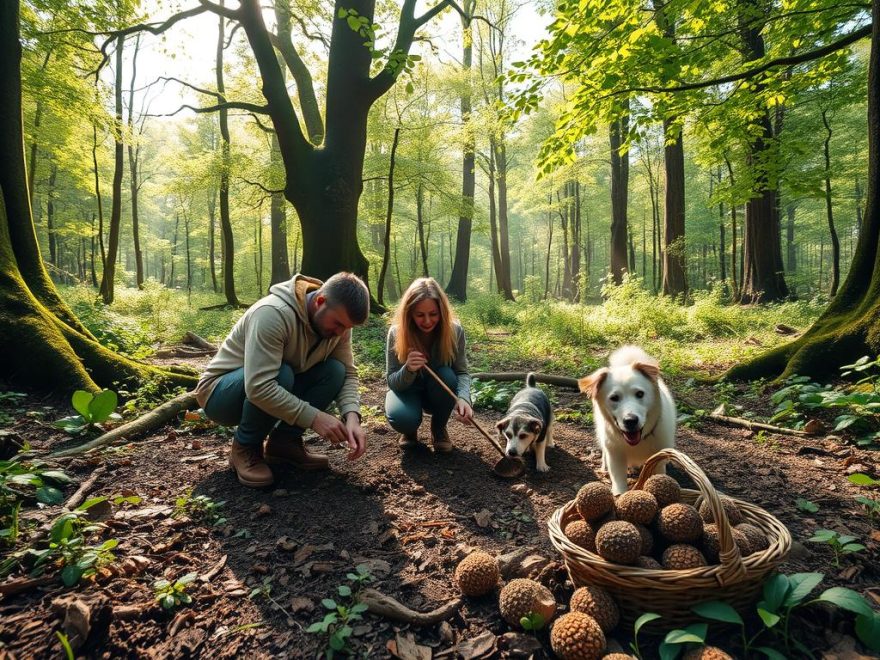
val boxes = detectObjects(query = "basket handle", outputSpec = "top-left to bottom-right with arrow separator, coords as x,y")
632,448 -> 747,586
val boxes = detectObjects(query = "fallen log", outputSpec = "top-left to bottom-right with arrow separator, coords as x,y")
51,391 -> 199,458
358,588 -> 462,625
471,372 -> 580,390
708,411 -> 814,437
182,332 -> 217,352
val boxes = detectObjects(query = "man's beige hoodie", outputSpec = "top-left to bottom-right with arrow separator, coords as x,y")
195,274 -> 360,428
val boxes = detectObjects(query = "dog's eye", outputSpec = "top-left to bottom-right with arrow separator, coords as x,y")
609,394 -> 620,402
635,390 -> 645,399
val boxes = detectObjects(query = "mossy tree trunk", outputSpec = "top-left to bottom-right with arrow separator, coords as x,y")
728,0 -> 880,381
0,0 -> 194,394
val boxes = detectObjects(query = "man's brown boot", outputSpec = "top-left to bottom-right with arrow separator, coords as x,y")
229,439 -> 274,488
264,431 -> 330,471
398,432 -> 420,449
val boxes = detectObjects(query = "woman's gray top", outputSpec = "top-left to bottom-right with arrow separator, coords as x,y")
385,322 -> 472,403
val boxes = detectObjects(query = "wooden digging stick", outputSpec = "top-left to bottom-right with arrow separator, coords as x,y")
421,365 -> 507,459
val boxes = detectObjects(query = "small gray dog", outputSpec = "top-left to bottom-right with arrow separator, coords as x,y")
496,373 -> 554,472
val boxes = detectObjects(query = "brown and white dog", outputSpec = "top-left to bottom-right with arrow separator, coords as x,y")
578,346 -> 676,494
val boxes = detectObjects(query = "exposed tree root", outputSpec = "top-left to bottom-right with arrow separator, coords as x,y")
357,588 -> 462,625
51,391 -> 198,458
471,372 -> 580,389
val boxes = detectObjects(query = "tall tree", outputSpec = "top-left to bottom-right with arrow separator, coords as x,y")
127,33 -> 144,288
609,107 -> 630,284
98,33 -> 124,304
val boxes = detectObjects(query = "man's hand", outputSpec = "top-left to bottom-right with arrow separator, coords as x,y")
404,350 -> 427,372
310,410 -> 350,447
455,398 -> 473,424
344,413 -> 367,461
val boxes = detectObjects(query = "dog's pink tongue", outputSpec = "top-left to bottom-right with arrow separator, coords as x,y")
624,430 -> 641,446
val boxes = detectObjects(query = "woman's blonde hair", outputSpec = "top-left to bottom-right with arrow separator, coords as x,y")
393,277 -> 456,365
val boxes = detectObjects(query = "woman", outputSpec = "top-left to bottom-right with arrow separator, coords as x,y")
385,277 -> 473,452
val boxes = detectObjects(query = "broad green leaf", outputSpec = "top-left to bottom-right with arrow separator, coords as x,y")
71,390 -> 93,418
664,623 -> 707,645
306,622 -> 324,633
784,573 -> 823,607
816,587 -> 874,617
36,486 -> 64,504
855,612 -> 880,652
329,633 -> 345,650
692,601 -> 743,625
842,543 -> 866,553
757,608 -> 781,628
849,473 -> 880,487
77,496 -> 108,511
89,390 -> 117,422
41,470 -> 73,484
658,642 -> 682,660
322,598 -> 338,611
762,574 -> 790,612
61,564 -> 83,587
337,584 -> 351,597
795,498 -> 818,513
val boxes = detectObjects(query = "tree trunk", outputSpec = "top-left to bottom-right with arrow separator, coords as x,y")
729,0 -> 880,380
0,0 -> 193,393
217,4 -> 239,306
270,131 -> 291,285
718,168 -> 727,282
127,34 -> 144,289
99,34 -> 124,305
609,107 -> 630,284
208,181 -> 218,293
487,146 -> 503,293
46,163 -> 57,269
377,126 -> 400,305
495,139 -> 514,300
662,119 -> 687,296
545,193 -> 553,299
416,181 -> 429,277
821,109 -> 841,297
736,0 -> 788,303
446,1 -> 476,301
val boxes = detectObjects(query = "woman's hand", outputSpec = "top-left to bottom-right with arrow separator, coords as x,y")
404,350 -> 427,372
455,398 -> 473,423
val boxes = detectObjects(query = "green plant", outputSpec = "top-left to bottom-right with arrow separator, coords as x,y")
471,379 -> 520,412
658,622 -> 708,660
306,565 -> 373,658
795,497 -> 819,513
691,573 -> 880,657
173,489 -> 227,526
54,390 -> 121,435
807,529 -> 866,567
854,495 -> 880,526
0,459 -> 72,546
29,498 -> 119,586
849,473 -> 880,488
154,572 -> 198,609
629,612 -> 661,659
519,611 -> 546,631
0,391 -> 27,427
56,631 -> 75,660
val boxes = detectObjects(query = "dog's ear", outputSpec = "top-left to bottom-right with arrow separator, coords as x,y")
527,419 -> 543,434
578,368 -> 608,399
496,419 -> 507,432
633,361 -> 660,382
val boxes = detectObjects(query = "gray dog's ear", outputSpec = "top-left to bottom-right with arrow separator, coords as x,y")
633,361 -> 660,382
496,419 -> 507,432
578,368 -> 608,398
527,419 -> 542,434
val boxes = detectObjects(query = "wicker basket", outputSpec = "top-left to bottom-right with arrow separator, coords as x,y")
548,448 -> 792,629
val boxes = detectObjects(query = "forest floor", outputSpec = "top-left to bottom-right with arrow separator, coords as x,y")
1,352 -> 878,659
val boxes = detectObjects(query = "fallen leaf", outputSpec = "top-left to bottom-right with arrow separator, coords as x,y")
389,632 -> 431,660
804,419 -> 825,435
50,596 -> 91,650
276,536 -> 297,552
474,509 -> 492,528
456,631 -> 496,659
289,597 -> 313,613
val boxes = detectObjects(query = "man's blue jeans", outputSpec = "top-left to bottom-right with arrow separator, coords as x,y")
384,365 -> 457,435
204,359 -> 345,446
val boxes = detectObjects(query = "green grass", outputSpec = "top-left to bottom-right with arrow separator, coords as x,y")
58,278 -> 825,383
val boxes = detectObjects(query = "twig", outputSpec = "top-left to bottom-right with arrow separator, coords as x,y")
63,465 -> 108,511
708,412 -> 814,437
50,392 -> 198,458
357,588 -> 462,625
200,554 -> 227,583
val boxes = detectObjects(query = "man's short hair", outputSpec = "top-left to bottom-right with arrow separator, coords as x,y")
319,272 -> 370,324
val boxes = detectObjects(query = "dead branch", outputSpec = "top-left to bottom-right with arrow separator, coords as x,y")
708,412 -> 815,437
182,332 -> 217,352
50,392 -> 198,458
357,588 -> 462,625
472,372 -> 581,390
0,575 -> 55,597
63,465 -> 108,511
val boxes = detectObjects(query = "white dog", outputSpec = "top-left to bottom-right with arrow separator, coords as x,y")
578,346 -> 676,495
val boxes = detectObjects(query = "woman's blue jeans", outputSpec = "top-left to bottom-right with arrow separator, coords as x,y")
384,365 -> 457,435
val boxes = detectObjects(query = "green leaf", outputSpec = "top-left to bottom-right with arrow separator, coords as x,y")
177,572 -> 198,585
658,641 -> 682,660
754,646 -> 787,660
757,608 -> 781,628
784,573 -> 823,607
89,390 -> 117,422
77,496 -> 108,511
71,390 -> 93,418
329,633 -> 346,650
61,564 -> 83,587
322,598 -> 337,610
762,574 -> 790,612
337,584 -> 352,597
692,601 -> 743,625
816,587 -> 874,617
306,622 -> 325,633
36,486 -> 64,504
855,612 -> 880,652
56,631 -> 75,660
795,497 -> 818,513
848,473 -> 880,487
664,623 -> 707,645
350,603 -> 368,615
41,470 -> 73,484
520,615 -> 533,630
842,543 -> 866,553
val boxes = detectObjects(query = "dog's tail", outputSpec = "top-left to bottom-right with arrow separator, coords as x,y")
525,372 -> 537,388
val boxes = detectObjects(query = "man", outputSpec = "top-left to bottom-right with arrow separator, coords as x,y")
196,272 -> 369,488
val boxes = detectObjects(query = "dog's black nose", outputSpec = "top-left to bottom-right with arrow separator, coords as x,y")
507,448 -> 518,457
623,414 -> 639,431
